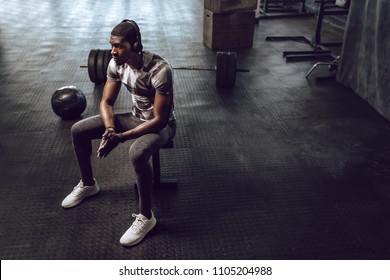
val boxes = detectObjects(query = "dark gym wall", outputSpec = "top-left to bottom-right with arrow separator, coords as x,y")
337,0 -> 390,121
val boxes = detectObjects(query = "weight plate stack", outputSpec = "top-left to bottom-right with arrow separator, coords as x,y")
87,49 -> 112,84
87,49 -> 99,84
96,49 -> 106,84
103,50 -> 112,82
216,52 -> 237,89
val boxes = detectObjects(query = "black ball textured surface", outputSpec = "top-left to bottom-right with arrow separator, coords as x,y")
51,86 -> 87,119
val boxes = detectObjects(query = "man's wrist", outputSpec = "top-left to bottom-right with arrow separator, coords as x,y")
119,132 -> 126,143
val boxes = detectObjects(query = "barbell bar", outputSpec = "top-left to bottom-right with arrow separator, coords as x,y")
80,49 -> 249,88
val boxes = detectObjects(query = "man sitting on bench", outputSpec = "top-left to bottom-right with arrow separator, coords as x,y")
61,19 -> 176,247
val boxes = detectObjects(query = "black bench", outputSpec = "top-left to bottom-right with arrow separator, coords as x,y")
134,140 -> 177,195
152,139 -> 177,188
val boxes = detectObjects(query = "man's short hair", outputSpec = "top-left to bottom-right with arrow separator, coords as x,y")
111,21 -> 138,46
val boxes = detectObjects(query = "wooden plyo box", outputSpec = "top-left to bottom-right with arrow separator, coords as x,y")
203,9 -> 256,50
204,0 -> 257,13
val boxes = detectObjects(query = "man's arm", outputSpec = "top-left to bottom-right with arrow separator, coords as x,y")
99,79 -> 122,129
96,80 -> 122,158
119,91 -> 173,141
97,91 -> 172,158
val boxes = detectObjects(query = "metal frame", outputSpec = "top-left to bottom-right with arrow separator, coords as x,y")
305,55 -> 340,78
259,0 -> 314,20
265,0 -> 349,61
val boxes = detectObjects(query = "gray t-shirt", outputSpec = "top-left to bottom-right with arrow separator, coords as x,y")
107,51 -> 175,122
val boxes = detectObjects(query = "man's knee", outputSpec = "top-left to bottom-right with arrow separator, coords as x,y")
129,144 -> 152,168
71,121 -> 84,139
71,117 -> 102,140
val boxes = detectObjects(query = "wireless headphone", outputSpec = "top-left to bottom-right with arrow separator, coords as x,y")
121,19 -> 143,52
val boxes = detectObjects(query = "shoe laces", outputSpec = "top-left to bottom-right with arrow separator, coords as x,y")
130,214 -> 147,233
71,181 -> 87,196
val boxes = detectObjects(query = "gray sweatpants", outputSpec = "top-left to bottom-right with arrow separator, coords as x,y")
70,112 -> 176,212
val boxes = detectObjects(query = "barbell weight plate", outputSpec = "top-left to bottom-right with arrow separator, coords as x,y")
96,49 -> 106,84
87,49 -> 99,83
215,52 -> 224,88
103,49 -> 112,82
227,52 -> 237,88
215,52 -> 222,88
216,52 -> 237,88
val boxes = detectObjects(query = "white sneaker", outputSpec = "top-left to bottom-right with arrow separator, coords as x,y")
120,211 -> 157,246
61,180 -> 100,208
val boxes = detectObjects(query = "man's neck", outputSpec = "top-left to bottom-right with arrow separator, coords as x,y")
128,52 -> 143,70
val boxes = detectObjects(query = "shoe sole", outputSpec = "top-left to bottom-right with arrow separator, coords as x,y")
61,188 -> 100,209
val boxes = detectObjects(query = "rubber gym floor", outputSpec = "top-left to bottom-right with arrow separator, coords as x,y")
1,0 -> 390,260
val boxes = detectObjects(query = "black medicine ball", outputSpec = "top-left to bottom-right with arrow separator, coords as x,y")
51,86 -> 87,119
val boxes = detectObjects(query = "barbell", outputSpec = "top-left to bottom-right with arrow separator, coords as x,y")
81,49 -> 249,88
